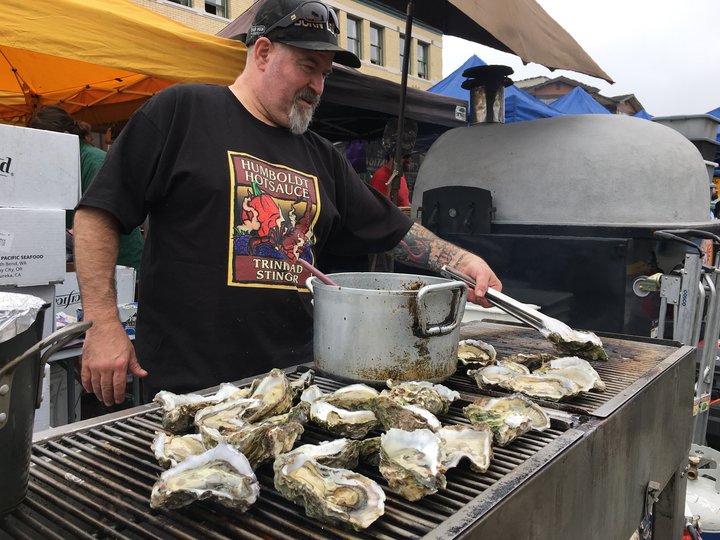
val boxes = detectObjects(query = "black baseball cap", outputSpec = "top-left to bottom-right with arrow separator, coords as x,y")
245,0 -> 361,68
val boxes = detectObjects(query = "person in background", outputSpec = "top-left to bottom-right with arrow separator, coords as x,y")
28,105 -> 144,271
369,118 -> 417,207
72,0 -> 501,406
370,152 -> 412,207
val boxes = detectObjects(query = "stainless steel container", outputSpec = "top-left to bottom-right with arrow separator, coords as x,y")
307,272 -> 467,385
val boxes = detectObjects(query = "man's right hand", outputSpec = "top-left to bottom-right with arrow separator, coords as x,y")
80,322 -> 148,406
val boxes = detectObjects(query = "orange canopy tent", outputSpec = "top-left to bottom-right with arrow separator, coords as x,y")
0,0 -> 247,126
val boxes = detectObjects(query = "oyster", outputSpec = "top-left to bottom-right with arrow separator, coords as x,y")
457,339 -> 497,367
379,428 -> 446,501
194,398 -> 256,436
381,380 -> 459,415
500,353 -> 556,371
437,425 -> 493,473
534,356 -> 606,392
495,360 -> 531,374
464,394 -> 550,446
154,383 -> 248,433
289,369 -> 315,400
278,438 -> 365,470
149,443 -> 259,511
244,368 -> 294,421
370,396 -> 441,432
274,454 -> 385,531
468,365 -> 580,401
300,384 -> 325,404
201,403 -> 309,468
542,320 -> 608,361
310,401 -> 379,439
323,384 -> 380,411
151,432 -> 206,469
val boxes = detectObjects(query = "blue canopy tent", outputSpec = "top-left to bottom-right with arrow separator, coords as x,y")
634,109 -> 653,120
550,86 -> 610,114
428,54 -> 563,123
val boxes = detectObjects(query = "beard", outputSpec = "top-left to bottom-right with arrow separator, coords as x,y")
288,88 -> 320,135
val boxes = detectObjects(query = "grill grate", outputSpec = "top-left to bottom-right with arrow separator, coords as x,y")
1,324 -> 683,539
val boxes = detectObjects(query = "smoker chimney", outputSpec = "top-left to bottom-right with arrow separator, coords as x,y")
461,65 -> 514,125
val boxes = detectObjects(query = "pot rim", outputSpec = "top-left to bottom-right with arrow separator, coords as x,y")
310,272 -> 455,295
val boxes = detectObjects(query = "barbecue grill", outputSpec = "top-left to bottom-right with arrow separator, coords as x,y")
0,323 -> 694,539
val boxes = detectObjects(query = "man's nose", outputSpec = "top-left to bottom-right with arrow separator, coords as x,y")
308,73 -> 324,96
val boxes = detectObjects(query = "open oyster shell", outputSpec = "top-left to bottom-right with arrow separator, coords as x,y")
149,443 -> 259,511
278,438 -> 365,470
310,401 -> 379,439
437,425 -> 493,473
154,383 -> 248,433
382,380 -> 460,415
370,396 -> 441,432
273,454 -> 385,531
468,365 -> 580,401
151,432 -> 206,469
464,394 -> 550,447
201,403 -> 309,469
323,384 -> 380,411
289,369 -> 315,400
499,353 -> 556,371
379,428 -> 446,501
495,360 -> 531,374
457,339 -> 497,367
542,321 -> 608,361
534,356 -> 606,392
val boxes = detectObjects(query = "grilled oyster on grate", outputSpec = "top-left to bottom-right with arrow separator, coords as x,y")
151,432 -> 206,469
201,403 -> 309,468
464,394 -> 550,447
468,365 -> 580,401
534,356 -> 606,392
495,360 -> 531,374
437,425 -> 493,473
273,454 -> 385,531
323,384 -> 380,411
149,443 -> 259,511
244,368 -> 294,421
499,353 -> 556,371
289,369 -> 315,400
542,320 -> 608,361
154,383 -> 249,433
457,339 -> 497,367
278,438 -> 366,470
381,380 -> 460,415
370,395 -> 442,432
379,428 -> 446,501
309,401 -> 379,439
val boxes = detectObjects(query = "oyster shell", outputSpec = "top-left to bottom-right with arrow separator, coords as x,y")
201,403 -> 309,468
278,438 -> 365,470
310,401 -> 379,439
542,320 -> 608,361
379,428 -> 446,501
154,383 -> 248,433
323,384 -> 380,411
289,369 -> 315,400
468,365 -> 580,401
244,368 -> 294,421
500,353 -> 556,371
534,356 -> 606,392
149,443 -> 259,511
495,360 -> 531,374
457,339 -> 497,367
194,398 -> 256,436
151,432 -> 206,469
382,380 -> 459,415
370,396 -> 441,432
300,384 -> 325,404
464,394 -> 550,446
437,425 -> 493,473
273,454 -> 385,531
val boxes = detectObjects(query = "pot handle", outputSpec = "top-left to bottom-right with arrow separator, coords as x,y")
416,281 -> 467,337
305,276 -> 316,295
0,321 -> 92,427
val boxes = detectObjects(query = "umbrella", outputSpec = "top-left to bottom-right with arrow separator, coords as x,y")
0,0 -> 247,126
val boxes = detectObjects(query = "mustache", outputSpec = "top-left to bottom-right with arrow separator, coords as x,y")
294,88 -> 320,107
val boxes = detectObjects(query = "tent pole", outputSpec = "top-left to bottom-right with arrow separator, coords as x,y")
390,0 -> 414,205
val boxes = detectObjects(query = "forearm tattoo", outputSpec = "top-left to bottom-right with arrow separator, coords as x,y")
392,223 -> 467,271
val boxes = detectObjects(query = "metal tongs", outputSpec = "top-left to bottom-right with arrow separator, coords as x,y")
440,265 -> 576,339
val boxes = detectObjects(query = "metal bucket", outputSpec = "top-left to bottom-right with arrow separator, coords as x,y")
0,317 -> 90,516
307,272 -> 467,385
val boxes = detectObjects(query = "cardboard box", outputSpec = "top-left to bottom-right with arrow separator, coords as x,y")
0,123 -> 81,209
0,208 -> 65,286
55,266 -> 136,321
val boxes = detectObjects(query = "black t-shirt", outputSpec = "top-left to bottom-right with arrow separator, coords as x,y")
80,84 -> 413,395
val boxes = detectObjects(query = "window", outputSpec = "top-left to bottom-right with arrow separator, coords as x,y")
346,17 -> 361,60
205,0 -> 227,18
167,0 -> 192,5
370,24 -> 383,66
417,41 -> 428,79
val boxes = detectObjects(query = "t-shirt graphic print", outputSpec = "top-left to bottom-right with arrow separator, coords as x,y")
228,152 -> 319,289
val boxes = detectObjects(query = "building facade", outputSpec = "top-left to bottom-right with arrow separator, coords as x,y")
128,0 -> 443,90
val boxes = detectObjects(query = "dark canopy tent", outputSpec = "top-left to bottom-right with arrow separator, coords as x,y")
428,54 -> 563,123
550,86 -> 610,114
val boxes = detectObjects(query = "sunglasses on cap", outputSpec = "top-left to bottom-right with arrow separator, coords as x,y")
261,1 -> 339,39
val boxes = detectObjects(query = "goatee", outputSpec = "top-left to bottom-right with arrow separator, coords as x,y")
288,88 -> 320,135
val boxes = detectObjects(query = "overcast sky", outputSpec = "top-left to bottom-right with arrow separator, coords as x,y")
442,0 -> 720,116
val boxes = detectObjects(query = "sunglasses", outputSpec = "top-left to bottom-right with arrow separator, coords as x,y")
261,1 -> 339,38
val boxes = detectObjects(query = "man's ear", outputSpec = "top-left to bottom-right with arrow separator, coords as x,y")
252,37 -> 273,70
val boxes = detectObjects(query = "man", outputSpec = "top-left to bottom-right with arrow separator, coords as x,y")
73,0 -> 501,406
370,153 -> 412,207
